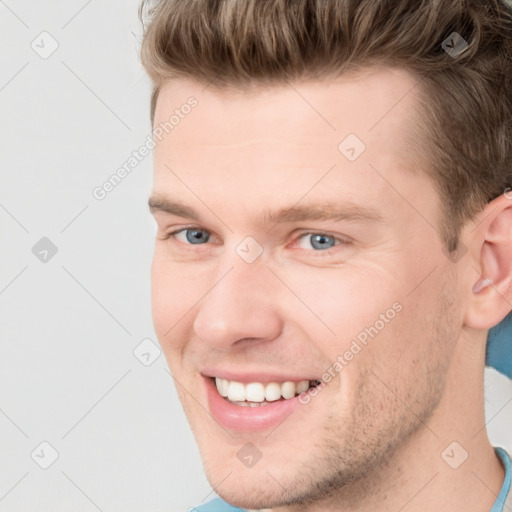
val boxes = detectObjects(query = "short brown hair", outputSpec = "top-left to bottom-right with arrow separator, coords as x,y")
139,0 -> 512,251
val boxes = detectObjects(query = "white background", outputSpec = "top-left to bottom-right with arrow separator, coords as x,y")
1,1 -> 211,511
1,1 -> 511,511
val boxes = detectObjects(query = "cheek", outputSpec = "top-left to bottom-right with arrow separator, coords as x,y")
279,265 -> 403,355
150,253 -> 203,356
353,272 -> 459,396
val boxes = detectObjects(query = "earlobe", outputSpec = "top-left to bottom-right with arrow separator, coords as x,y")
472,277 -> 493,294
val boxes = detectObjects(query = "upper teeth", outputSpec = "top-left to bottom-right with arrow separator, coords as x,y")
215,377 -> 310,402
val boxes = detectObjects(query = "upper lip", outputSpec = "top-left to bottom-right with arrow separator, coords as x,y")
201,368 -> 317,383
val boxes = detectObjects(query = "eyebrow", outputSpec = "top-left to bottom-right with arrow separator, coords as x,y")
148,194 -> 383,227
260,203 -> 383,226
148,195 -> 199,220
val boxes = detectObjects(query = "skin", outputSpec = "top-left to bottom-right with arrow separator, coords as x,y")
149,67 -> 512,511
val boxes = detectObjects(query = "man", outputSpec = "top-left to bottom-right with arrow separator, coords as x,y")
141,0 -> 512,510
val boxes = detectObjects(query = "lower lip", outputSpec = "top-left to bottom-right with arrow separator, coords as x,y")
204,377 -> 303,431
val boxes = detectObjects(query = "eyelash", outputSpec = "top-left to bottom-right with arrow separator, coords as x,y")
160,226 -> 350,255
161,226 -> 214,242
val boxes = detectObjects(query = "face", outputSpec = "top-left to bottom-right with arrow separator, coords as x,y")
149,68 -> 463,509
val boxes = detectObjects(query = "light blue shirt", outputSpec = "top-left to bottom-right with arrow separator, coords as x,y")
193,447 -> 512,512
487,313 -> 512,378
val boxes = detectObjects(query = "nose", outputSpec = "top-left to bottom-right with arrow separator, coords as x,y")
193,260 -> 284,350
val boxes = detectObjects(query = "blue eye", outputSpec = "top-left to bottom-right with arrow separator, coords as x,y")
175,228 -> 211,244
298,233 -> 338,250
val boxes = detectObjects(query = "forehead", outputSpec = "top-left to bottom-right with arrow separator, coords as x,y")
151,67 -> 432,222
153,67 -> 420,141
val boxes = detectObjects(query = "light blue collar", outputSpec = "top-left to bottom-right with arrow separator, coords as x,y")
491,447 -> 512,512
192,497 -> 245,511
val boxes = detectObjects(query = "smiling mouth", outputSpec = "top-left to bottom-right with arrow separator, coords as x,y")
213,377 -> 322,406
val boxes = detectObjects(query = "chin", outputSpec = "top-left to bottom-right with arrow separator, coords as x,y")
206,473 -> 286,510
196,442 -> 284,505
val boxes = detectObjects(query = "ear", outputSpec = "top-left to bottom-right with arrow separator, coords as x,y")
464,192 -> 512,330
